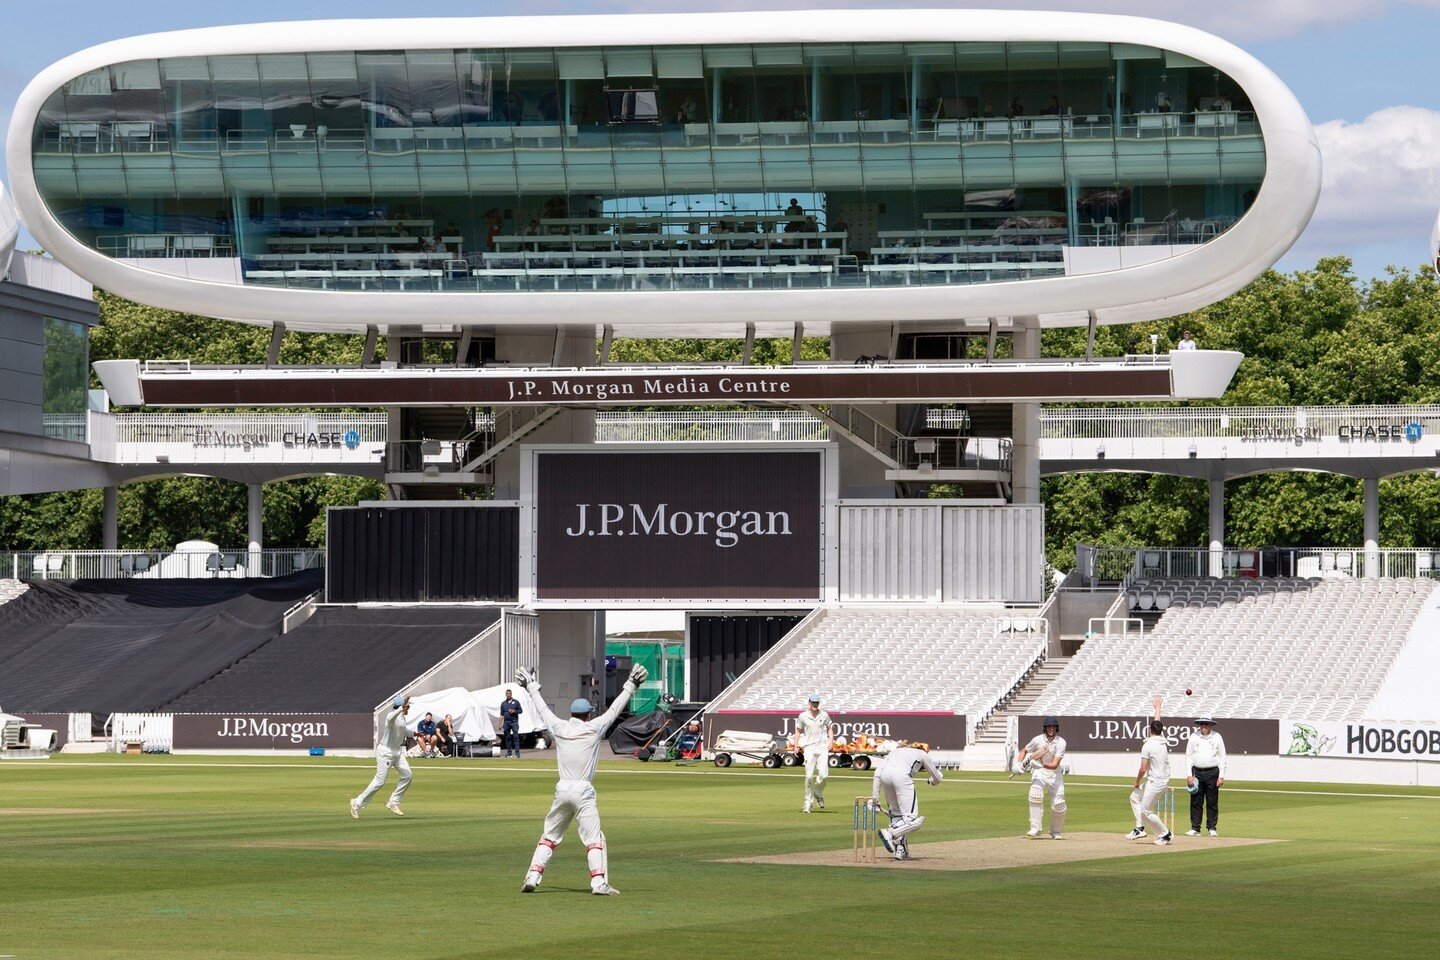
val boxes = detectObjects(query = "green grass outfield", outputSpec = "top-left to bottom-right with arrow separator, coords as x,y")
2,755 -> 1438,960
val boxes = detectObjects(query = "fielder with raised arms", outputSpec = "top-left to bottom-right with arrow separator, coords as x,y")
872,743 -> 943,860
515,663 -> 647,896
1015,715 -> 1068,839
1126,697 -> 1175,846
349,695 -> 413,819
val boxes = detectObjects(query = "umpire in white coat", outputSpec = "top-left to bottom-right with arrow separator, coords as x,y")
1186,717 -> 1226,835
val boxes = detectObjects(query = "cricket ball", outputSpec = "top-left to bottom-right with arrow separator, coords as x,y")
1185,688 -> 1193,696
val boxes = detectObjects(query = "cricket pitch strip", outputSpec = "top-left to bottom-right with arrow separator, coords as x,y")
722,832 -> 1280,872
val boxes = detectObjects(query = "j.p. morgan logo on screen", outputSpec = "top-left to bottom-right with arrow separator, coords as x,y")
565,502 -> 792,548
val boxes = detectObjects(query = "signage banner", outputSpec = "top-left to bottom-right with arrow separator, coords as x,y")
708,711 -> 968,750
1017,716 -> 1278,754
1279,719 -> 1440,762
535,450 -> 823,600
142,365 -> 1176,407
172,713 -> 373,750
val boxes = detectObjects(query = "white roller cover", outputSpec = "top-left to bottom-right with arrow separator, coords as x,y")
0,179 -> 18,277
404,684 -> 547,743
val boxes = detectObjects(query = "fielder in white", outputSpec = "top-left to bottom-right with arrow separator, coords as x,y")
872,744 -> 943,860
350,695 -> 413,818
1126,698 -> 1174,846
794,694 -> 831,813
515,663 -> 647,896
1015,716 -> 1068,839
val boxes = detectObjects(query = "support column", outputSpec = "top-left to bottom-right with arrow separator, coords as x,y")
1363,476 -> 1380,578
247,483 -> 264,555
1207,478 -> 1224,578
102,486 -> 118,551
1011,318 -> 1041,505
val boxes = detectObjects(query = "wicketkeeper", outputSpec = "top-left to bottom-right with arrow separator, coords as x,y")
872,743 -> 943,860
1015,716 -> 1068,839
515,663 -> 647,896
350,695 -> 413,818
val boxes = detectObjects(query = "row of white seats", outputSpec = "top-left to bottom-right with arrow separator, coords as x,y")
728,608 -> 1045,716
1037,578 -> 1437,721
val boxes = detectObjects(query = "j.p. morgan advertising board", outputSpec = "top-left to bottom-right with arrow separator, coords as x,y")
534,450 -> 824,600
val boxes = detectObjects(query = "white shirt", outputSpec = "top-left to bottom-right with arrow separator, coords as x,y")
1140,735 -> 1171,784
531,683 -> 636,783
1176,338 -> 1197,351
377,706 -> 409,753
1187,730 -> 1227,777
1022,733 -> 1067,771
795,709 -> 831,750
875,746 -> 943,786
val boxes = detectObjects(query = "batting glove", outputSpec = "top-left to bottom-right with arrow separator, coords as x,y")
514,667 -> 538,690
628,663 -> 649,687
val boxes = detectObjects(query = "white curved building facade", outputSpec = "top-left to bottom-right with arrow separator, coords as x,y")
6,10 -> 1321,333
0,179 -> 18,278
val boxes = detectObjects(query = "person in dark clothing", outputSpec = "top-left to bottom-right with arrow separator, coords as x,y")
501,688 -> 524,758
416,712 -> 439,757
436,714 -> 456,757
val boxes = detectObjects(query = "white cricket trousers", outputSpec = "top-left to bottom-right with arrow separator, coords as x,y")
1028,769 -> 1067,835
526,780 -> 609,891
876,770 -> 925,839
803,746 -> 829,807
1130,780 -> 1169,836
355,747 -> 411,808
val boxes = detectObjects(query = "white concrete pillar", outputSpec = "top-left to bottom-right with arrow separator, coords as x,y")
102,486 -> 118,551
1207,478 -> 1224,578
1363,476 -> 1380,578
1011,318 -> 1041,505
247,483 -> 264,554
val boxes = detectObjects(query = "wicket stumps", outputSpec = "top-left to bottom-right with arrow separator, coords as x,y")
1159,786 -> 1176,835
853,797 -> 879,862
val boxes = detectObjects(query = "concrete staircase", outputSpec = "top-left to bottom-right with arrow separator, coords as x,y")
972,656 -> 1071,745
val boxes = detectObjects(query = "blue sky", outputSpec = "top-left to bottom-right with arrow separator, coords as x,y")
4,0 -> 1440,279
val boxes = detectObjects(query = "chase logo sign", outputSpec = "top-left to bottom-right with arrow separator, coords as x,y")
344,429 -> 361,449
1406,422 -> 1423,443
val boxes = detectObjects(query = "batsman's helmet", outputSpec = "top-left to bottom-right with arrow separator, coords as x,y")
1042,716 -> 1060,729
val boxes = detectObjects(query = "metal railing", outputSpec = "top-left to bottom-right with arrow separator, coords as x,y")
1077,545 -> 1440,585
1041,405 -> 1440,441
596,410 -> 829,443
895,436 -> 1012,473
0,549 -> 323,581
42,413 -> 88,443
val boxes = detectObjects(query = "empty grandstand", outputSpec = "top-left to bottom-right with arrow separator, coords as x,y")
0,571 -> 498,716
1032,577 -> 1439,721
168,607 -> 499,712
716,608 -> 1047,728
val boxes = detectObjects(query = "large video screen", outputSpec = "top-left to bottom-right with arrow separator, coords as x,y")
534,450 -> 823,600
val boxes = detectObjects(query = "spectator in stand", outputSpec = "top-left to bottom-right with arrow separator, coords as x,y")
416,712 -> 439,757
1042,95 -> 1062,115
1156,92 -> 1173,113
1175,330 -> 1198,351
1008,97 -> 1025,118
1213,93 -> 1233,111
484,208 -> 503,251
436,714 -> 456,757
501,688 -> 524,758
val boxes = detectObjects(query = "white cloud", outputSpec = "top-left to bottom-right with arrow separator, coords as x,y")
592,0 -> 1440,41
1287,106 -> 1440,267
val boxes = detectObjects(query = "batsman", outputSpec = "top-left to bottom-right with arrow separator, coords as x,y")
514,662 -> 647,896
1015,715 -> 1067,839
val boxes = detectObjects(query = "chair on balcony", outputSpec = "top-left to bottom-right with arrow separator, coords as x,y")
113,121 -> 156,151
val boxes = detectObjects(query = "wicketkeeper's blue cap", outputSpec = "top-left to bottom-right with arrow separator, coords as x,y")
392,696 -> 405,708
571,698 -> 593,714
808,694 -> 822,703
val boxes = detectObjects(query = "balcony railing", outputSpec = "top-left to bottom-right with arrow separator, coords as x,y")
595,410 -> 829,443
1,548 -> 323,580
1041,405 -> 1440,441
1076,545 -> 1440,584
